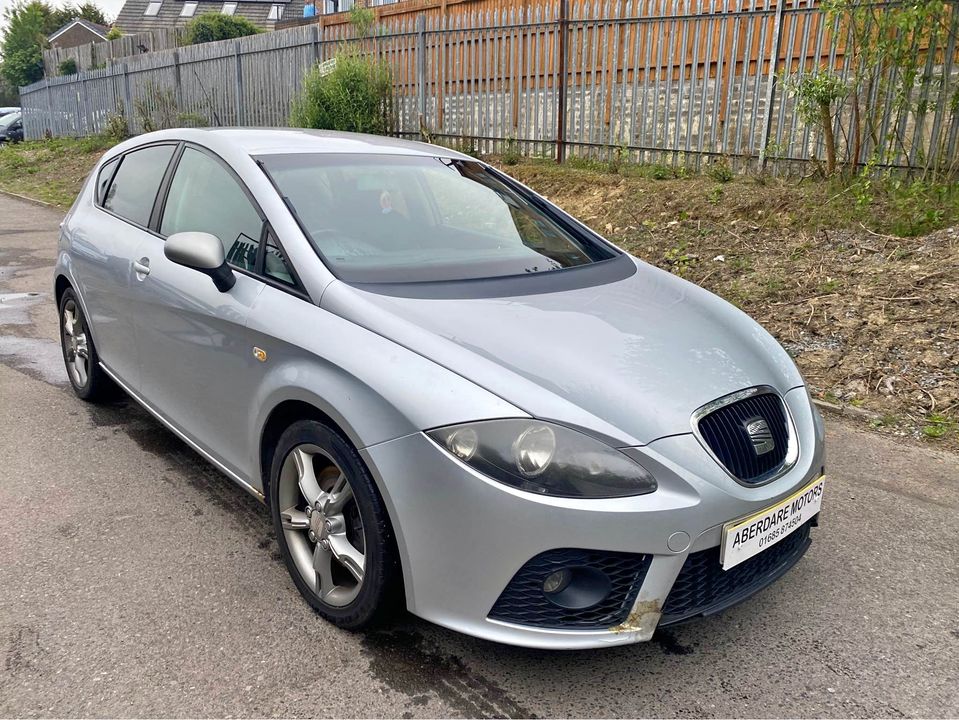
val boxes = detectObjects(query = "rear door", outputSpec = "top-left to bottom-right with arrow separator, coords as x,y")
71,143 -> 177,389
128,144 -> 268,479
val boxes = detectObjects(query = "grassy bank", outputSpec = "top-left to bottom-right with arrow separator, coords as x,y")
0,136 -> 114,208
2,137 -> 957,447
500,160 -> 959,448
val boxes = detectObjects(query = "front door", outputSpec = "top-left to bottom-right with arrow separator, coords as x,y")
129,146 -> 266,480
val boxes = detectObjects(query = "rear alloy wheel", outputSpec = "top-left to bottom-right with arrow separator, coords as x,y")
58,288 -> 114,402
270,420 -> 400,628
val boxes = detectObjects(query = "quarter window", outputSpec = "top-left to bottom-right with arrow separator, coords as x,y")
264,232 -> 295,285
102,145 -> 176,227
95,157 -> 119,206
160,147 -> 262,272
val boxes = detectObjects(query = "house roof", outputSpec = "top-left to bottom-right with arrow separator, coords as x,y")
113,0 -> 307,34
48,18 -> 111,42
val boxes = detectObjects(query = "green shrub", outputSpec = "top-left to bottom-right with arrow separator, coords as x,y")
104,112 -> 128,143
290,52 -> 393,135
502,136 -> 520,165
182,13 -> 261,45
705,159 -> 734,183
105,26 -> 122,40
58,58 -> 78,76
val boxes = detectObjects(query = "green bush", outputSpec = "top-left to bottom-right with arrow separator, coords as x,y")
105,26 -> 122,40
182,13 -> 261,45
104,112 -> 128,143
290,52 -> 393,135
58,58 -> 78,76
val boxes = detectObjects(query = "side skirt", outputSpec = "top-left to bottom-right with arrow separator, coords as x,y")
99,361 -> 266,504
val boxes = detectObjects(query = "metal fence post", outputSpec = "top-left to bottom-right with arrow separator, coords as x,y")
80,74 -> 91,136
121,63 -> 134,134
757,0 -> 786,170
234,41 -> 245,126
555,0 -> 569,163
312,24 -> 321,63
416,14 -> 427,129
43,78 -> 55,137
172,50 -> 182,111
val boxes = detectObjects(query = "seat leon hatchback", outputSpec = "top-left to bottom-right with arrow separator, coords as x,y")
55,128 -> 825,649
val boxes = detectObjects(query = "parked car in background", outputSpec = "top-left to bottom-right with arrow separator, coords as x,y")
54,128 -> 826,649
0,112 -> 23,144
0,107 -> 19,117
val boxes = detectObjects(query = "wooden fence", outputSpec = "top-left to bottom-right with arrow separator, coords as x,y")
43,29 -> 183,75
19,0 -> 959,172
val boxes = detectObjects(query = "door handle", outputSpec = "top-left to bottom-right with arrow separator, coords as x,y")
133,258 -> 151,278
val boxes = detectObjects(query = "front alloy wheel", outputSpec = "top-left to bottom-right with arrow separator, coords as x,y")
279,444 -> 367,607
270,420 -> 401,628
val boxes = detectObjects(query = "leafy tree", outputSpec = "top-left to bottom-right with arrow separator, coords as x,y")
0,2 -> 48,88
0,1 -> 111,88
784,71 -> 848,175
821,0 -> 950,175
182,13 -> 262,45
0,78 -> 18,105
48,2 -> 109,29
106,26 -> 122,40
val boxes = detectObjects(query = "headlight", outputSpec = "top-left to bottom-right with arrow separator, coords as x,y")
428,419 -> 657,498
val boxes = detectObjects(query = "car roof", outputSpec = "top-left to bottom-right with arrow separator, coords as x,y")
113,127 -> 474,161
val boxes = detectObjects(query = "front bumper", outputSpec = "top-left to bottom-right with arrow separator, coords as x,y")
360,387 -> 825,649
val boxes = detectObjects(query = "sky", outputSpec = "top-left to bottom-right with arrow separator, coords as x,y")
0,0 -> 125,34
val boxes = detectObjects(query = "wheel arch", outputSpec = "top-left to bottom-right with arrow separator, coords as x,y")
258,396 -> 411,610
54,273 -> 72,306
258,399 -> 344,505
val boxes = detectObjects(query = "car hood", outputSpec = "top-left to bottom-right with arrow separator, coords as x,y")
321,258 -> 804,446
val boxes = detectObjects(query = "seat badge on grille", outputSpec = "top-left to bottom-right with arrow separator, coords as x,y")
744,417 -> 775,456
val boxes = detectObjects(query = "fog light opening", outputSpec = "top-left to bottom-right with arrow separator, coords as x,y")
542,566 -> 612,610
542,568 -> 572,595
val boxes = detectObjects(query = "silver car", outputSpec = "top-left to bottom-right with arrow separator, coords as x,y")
55,128 -> 826,649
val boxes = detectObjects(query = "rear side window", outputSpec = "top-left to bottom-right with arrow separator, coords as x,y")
103,145 -> 176,227
160,147 -> 262,272
95,158 -> 119,205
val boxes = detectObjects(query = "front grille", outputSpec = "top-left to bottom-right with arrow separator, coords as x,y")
661,520 -> 813,626
697,392 -> 790,483
488,549 -> 651,629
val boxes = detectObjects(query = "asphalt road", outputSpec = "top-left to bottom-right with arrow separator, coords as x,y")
1,192 -> 957,718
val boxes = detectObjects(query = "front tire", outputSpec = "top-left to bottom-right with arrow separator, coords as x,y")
269,420 -> 401,629
58,288 -> 115,402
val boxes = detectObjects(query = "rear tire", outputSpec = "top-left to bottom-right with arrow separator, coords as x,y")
269,419 -> 402,629
58,288 -> 115,402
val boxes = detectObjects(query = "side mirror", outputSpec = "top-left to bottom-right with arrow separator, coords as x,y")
164,231 -> 236,292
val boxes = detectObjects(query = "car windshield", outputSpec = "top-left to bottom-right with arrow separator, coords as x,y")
0,113 -> 20,130
257,153 -> 616,284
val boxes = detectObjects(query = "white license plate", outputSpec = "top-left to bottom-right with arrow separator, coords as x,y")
720,476 -> 825,570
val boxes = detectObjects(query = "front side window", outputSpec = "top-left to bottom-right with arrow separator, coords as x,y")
221,2 -> 237,14
102,144 -> 175,227
258,154 -> 616,284
144,1 -> 162,15
160,147 -> 262,272
180,1 -> 198,16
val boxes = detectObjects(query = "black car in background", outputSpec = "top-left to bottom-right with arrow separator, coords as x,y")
0,112 -> 23,144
